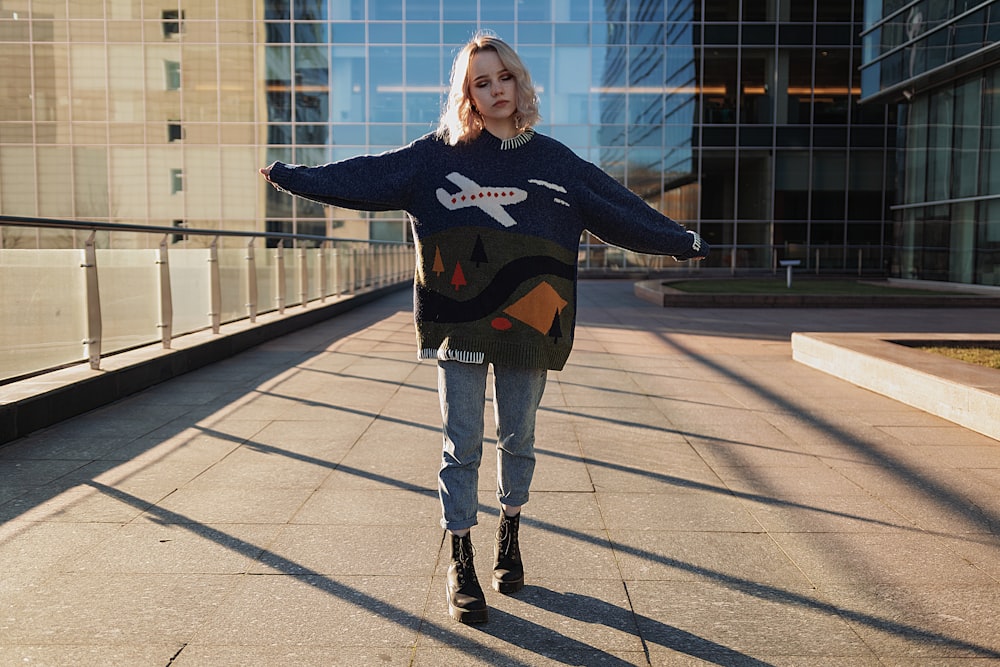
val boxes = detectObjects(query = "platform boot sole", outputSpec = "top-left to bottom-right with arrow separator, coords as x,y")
492,576 -> 524,595
447,596 -> 489,624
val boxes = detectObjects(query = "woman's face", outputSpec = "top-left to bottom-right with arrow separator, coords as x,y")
467,49 -> 517,132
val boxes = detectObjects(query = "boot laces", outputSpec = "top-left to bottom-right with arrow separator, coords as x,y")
453,536 -> 477,585
497,516 -> 520,560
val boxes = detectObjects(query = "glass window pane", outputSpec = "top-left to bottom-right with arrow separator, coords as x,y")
927,86 -> 954,201
700,150 -> 735,219
982,69 -> 1000,196
740,51 -> 771,124
406,22 -> 439,44
701,48 -> 738,124
331,45 -> 365,122
331,23 -> 365,43
295,22 -> 327,42
444,23 -> 478,44
482,4 -> 515,21
407,0 -> 439,21
370,46 -> 403,122
370,22 -> 402,43
813,49 -> 850,124
371,0 -> 402,20
519,23 -> 552,44
738,153 -> 772,220
785,49 -> 812,125
811,151 -> 847,220
953,77 -> 982,199
905,95 -> 928,204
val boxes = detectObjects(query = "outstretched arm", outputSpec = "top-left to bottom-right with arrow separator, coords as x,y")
259,140 -> 428,212
578,160 -> 708,261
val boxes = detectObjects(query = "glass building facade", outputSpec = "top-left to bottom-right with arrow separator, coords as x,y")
2,0 -> 896,271
861,0 -> 1000,285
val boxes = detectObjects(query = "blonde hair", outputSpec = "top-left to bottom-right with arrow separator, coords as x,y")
437,33 -> 541,146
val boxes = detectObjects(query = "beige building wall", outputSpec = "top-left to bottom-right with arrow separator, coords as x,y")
0,1 -> 266,248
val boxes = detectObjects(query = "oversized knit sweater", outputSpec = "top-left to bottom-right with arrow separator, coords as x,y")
266,129 -> 708,371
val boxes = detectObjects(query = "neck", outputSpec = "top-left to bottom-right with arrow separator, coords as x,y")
484,119 -> 519,141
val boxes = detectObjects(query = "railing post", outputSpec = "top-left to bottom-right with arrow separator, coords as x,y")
348,248 -> 356,294
82,231 -> 102,370
362,246 -> 370,289
209,237 -> 221,334
276,240 -> 286,314
332,245 -> 340,297
246,239 -> 257,323
157,235 -> 173,349
377,246 -> 384,287
298,243 -> 308,308
319,241 -> 328,303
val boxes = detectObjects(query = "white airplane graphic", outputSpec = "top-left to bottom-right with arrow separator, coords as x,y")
436,172 -> 528,227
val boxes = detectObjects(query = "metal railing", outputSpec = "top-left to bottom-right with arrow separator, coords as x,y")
0,215 -> 414,384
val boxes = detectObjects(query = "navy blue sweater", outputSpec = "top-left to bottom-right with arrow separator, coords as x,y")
266,130 -> 708,370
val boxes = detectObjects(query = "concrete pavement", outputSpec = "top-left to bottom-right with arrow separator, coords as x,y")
1,280 -> 998,666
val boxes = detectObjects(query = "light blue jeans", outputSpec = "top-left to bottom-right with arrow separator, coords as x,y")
437,360 -> 548,532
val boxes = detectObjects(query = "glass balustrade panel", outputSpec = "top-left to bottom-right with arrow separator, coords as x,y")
0,248 -> 88,382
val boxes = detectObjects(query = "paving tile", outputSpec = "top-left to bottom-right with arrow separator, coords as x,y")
0,521 -> 120,597
64,522 -> 282,574
0,645 -> 183,666
878,425 -> 999,447
0,435 -> 138,461
291,487 -> 440,527
193,574 -> 428,648
181,445 -> 336,490
911,445 -> 1000,468
1,481 -> 155,524
0,573 -> 237,644
771,531 -> 994,585
711,461 -> 871,499
626,579 -> 874,659
610,529 -> 811,587
737,491 -> 916,533
144,485 -> 315,525
596,490 -> 761,532
250,524 -> 441,576
586,457 -> 723,493
413,647 -> 649,666
0,459 -> 91,487
174,646 -> 417,667
516,490 -> 605,530
820,583 -> 1000,658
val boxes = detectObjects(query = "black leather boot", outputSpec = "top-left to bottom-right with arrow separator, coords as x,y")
447,532 -> 488,624
493,512 -> 524,594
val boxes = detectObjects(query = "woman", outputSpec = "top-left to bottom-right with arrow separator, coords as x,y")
261,32 -> 707,625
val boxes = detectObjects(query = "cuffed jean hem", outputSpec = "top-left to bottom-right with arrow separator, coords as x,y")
497,492 -> 530,508
441,517 -> 479,533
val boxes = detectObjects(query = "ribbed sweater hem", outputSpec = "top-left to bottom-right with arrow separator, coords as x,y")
418,339 -> 569,370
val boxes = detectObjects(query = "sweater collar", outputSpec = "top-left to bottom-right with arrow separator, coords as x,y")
482,128 -> 536,151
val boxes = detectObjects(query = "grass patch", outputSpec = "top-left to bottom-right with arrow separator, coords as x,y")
911,342 -> 1000,370
666,279 -> 957,296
